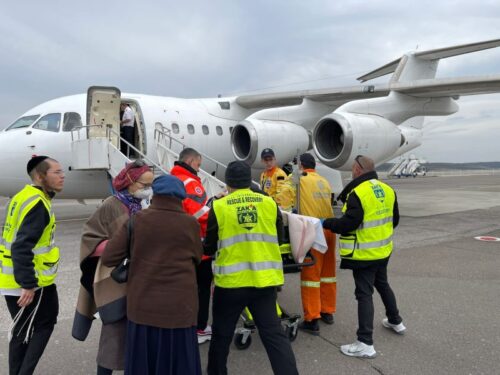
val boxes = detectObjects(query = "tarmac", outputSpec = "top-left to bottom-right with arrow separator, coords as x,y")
0,174 -> 499,375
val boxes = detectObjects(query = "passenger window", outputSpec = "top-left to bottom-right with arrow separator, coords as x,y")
33,113 -> 61,132
229,127 -> 234,134
202,125 -> 209,135
63,112 -> 82,132
172,123 -> 180,134
216,126 -> 223,136
187,124 -> 195,134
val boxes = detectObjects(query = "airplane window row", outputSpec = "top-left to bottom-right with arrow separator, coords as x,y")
6,112 -> 82,132
171,123 -> 225,136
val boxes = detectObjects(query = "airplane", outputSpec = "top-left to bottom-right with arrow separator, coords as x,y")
1,38 -> 500,199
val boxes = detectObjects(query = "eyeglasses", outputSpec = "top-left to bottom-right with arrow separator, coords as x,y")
355,155 -> 364,170
47,170 -> 65,176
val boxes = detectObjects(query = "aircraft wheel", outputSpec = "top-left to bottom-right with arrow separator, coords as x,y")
234,333 -> 252,350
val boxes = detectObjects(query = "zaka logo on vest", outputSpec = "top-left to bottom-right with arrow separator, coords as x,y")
237,205 -> 258,230
371,185 -> 385,201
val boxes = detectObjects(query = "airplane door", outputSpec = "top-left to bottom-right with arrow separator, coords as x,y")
87,86 -> 121,148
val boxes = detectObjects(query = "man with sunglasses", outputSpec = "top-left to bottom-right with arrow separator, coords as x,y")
322,155 -> 405,358
0,156 -> 64,375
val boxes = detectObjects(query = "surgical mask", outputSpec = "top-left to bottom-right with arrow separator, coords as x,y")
133,187 -> 153,200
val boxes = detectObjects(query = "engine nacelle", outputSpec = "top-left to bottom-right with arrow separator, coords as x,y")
313,112 -> 404,171
231,119 -> 310,167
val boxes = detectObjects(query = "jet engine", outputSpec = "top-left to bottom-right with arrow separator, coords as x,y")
312,112 -> 404,171
231,119 -> 310,167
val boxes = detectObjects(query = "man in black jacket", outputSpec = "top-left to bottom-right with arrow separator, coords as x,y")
322,155 -> 405,358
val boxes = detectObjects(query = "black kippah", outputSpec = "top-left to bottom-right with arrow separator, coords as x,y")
27,155 -> 49,175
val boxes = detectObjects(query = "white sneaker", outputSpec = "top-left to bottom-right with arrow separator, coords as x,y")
340,340 -> 376,358
382,318 -> 406,334
197,325 -> 212,344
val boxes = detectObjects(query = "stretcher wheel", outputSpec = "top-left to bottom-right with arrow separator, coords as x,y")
234,333 -> 252,350
285,326 -> 298,342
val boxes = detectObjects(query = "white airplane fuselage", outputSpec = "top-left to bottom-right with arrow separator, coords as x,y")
1,93 -> 255,199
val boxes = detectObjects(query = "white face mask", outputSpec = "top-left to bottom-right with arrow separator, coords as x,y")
133,187 -> 153,200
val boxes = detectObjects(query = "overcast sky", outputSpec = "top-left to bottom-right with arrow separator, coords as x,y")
1,1 -> 499,162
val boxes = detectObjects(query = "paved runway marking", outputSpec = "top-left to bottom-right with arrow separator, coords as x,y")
474,236 -> 500,242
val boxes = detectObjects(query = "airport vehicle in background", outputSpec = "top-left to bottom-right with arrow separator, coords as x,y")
389,155 -> 427,178
1,39 -> 500,199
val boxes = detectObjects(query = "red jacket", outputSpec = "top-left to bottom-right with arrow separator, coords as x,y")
170,164 -> 209,239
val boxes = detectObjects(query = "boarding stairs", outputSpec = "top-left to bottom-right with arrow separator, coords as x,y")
70,124 -> 227,197
388,158 -> 408,178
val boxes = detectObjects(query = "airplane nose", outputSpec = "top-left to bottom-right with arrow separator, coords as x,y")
0,129 -> 33,196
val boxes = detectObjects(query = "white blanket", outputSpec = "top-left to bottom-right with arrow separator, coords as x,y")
281,211 -> 328,263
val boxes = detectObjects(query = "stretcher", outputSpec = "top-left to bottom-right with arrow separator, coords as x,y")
233,233 -> 316,350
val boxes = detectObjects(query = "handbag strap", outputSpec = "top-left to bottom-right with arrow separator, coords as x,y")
127,215 -> 134,259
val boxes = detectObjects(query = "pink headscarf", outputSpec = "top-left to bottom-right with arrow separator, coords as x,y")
112,161 -> 152,191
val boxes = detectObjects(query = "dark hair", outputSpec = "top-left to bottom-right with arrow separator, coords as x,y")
29,158 -> 57,179
179,148 -> 201,162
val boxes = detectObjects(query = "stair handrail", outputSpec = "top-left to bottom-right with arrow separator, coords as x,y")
105,125 -> 169,175
154,123 -> 228,176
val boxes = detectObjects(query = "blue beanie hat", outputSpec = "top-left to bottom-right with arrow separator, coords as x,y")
152,175 -> 186,200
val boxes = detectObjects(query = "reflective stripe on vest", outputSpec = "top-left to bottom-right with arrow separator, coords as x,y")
193,205 -> 210,219
218,233 -> 278,249
340,179 -> 395,261
214,260 -> 283,275
213,189 -> 284,288
340,237 -> 392,250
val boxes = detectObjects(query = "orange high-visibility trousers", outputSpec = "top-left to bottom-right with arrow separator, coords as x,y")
301,229 -> 337,322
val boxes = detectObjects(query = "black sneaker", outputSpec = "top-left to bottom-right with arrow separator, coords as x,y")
320,313 -> 334,325
298,319 -> 320,336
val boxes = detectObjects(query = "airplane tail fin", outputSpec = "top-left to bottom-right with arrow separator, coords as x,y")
357,38 -> 500,83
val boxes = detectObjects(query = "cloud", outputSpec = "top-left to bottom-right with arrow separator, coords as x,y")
1,1 -> 499,161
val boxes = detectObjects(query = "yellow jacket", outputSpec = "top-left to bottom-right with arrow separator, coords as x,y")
259,167 -> 287,200
275,169 -> 334,219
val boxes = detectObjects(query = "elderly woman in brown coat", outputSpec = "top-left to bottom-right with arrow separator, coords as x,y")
72,160 -> 154,375
102,174 -> 203,375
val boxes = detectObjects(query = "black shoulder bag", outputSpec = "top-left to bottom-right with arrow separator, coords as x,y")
110,215 -> 134,284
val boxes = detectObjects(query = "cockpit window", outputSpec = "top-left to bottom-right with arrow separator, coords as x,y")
33,113 -> 61,132
63,112 -> 82,132
6,115 -> 40,130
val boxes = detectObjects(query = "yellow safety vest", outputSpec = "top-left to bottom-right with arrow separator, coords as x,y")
275,170 -> 333,219
259,167 -> 287,200
0,185 -> 59,289
339,179 -> 395,261
212,188 -> 284,288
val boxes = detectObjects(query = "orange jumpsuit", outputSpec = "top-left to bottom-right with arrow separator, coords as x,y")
275,169 -> 337,322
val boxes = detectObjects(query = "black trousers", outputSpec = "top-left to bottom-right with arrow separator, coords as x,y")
352,259 -> 402,345
120,126 -> 135,157
207,286 -> 298,375
5,284 -> 59,375
196,259 -> 213,330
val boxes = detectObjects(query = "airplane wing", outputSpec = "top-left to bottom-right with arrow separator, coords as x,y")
235,84 -> 390,110
235,75 -> 500,110
392,75 -> 500,97
235,38 -> 500,111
